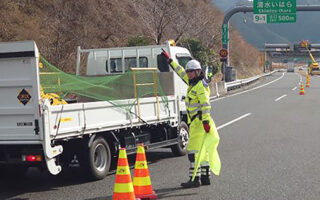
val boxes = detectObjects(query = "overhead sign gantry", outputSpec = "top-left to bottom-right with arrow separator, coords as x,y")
264,42 -> 320,69
220,4 -> 320,67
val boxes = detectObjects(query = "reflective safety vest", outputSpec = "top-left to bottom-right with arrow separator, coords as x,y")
170,60 -> 211,124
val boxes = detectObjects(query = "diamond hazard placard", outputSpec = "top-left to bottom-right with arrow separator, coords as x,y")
17,89 -> 32,106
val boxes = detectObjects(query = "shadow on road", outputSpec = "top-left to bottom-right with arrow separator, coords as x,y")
85,186 -> 196,200
108,148 -> 177,174
155,187 -> 198,199
0,167 -> 94,200
0,149 -> 180,200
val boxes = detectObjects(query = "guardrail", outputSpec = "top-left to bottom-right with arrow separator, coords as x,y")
225,70 -> 277,91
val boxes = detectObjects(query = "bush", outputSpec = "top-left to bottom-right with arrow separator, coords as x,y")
127,36 -> 152,47
178,38 -> 220,75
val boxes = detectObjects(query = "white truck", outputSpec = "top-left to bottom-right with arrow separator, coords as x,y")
77,41 -> 193,98
287,62 -> 294,72
0,40 -> 193,180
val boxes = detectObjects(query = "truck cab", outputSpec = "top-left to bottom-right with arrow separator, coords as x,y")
77,41 -> 192,98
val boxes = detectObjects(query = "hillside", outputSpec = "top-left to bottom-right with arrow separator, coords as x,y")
0,0 -> 262,78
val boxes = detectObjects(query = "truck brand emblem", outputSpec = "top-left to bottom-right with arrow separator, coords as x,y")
69,155 -> 80,168
17,89 -> 31,105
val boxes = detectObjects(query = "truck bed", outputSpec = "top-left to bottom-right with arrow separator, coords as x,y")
43,96 -> 179,140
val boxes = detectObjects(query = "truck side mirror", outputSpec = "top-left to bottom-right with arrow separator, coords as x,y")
157,54 -> 170,72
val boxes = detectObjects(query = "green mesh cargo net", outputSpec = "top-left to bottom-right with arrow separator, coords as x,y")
39,56 -> 169,113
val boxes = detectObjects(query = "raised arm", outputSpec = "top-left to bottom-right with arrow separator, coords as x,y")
169,60 -> 189,84
161,49 -> 189,84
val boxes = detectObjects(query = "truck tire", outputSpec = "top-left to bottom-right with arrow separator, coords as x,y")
88,137 -> 111,180
171,121 -> 189,156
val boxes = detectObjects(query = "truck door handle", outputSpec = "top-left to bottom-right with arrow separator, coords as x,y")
34,120 -> 39,135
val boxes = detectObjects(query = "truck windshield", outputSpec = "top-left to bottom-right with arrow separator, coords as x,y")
176,55 -> 192,68
106,57 -> 148,73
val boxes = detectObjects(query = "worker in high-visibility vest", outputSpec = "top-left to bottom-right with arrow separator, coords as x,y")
161,50 -> 220,188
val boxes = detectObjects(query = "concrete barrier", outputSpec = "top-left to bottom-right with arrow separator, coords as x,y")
217,81 -> 227,95
209,81 -> 226,97
209,82 -> 217,97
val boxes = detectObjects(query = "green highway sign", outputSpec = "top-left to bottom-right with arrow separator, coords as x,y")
254,13 -> 296,23
266,61 -> 270,66
222,24 -> 228,44
253,0 -> 296,23
254,0 -> 296,14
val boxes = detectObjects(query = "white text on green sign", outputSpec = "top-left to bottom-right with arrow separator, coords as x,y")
253,0 -> 296,14
254,13 -> 296,23
222,24 -> 228,44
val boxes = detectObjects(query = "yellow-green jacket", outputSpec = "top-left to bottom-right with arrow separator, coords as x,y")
169,60 -> 211,124
170,59 -> 221,176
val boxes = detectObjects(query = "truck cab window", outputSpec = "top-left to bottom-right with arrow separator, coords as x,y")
106,57 -> 148,73
124,57 -> 148,72
176,55 -> 192,69
139,57 -> 148,68
106,58 -> 123,73
125,58 -> 136,71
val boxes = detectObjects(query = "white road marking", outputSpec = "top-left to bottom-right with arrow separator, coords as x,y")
292,86 -> 297,91
211,72 -> 285,102
275,94 -> 287,102
217,113 -> 252,130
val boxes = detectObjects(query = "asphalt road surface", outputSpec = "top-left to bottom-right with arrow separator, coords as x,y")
1,71 -> 320,200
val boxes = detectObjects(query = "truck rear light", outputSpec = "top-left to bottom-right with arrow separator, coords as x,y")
22,155 -> 42,162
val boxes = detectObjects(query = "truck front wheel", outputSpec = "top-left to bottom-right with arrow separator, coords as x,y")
88,137 -> 111,180
171,121 -> 189,156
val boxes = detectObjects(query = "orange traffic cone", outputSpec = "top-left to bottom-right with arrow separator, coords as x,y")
306,79 -> 310,88
113,148 -> 140,200
133,144 -> 157,200
306,76 -> 310,88
300,83 -> 305,95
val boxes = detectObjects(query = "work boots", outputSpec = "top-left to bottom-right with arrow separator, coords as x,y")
201,176 -> 211,185
181,177 -> 200,188
200,165 -> 211,185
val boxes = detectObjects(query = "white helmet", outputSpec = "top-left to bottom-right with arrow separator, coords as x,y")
186,60 -> 202,72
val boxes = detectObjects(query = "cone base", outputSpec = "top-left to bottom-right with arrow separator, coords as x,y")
135,191 -> 158,200
300,92 -> 305,95
113,193 -> 141,200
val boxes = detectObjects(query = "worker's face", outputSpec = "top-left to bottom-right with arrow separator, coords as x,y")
187,70 -> 196,80
187,69 -> 200,80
